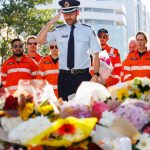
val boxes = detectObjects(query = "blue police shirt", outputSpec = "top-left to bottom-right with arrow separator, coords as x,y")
46,21 -> 101,70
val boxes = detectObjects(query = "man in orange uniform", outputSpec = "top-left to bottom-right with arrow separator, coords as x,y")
26,35 -> 42,63
1,38 -> 38,93
36,41 -> 59,97
122,31 -> 150,82
97,28 -> 122,87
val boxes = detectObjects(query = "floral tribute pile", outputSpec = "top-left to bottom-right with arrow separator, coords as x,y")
0,79 -> 149,150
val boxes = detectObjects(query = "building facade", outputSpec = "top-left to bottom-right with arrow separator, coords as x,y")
38,0 -> 150,59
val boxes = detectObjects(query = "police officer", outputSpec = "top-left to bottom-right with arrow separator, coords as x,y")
37,0 -> 101,100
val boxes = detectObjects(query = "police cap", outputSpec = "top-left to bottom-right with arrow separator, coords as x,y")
59,0 -> 80,13
97,28 -> 109,36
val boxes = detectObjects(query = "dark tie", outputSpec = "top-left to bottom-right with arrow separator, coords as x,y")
67,25 -> 75,69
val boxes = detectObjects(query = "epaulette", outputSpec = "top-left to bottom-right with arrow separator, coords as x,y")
56,24 -> 66,28
82,23 -> 91,28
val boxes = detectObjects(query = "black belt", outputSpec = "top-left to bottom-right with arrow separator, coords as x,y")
59,68 -> 89,75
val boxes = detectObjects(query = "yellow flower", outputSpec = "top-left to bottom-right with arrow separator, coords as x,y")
117,88 -> 128,100
37,105 -> 53,115
134,89 -> 141,98
21,103 -> 34,121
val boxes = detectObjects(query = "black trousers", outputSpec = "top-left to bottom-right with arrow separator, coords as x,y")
58,72 -> 91,101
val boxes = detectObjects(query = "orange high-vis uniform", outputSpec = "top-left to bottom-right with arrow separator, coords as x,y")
122,50 -> 150,82
36,55 -> 59,97
28,53 -> 42,63
1,55 -> 38,92
103,45 -> 122,87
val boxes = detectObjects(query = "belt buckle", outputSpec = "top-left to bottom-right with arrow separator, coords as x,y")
71,69 -> 77,75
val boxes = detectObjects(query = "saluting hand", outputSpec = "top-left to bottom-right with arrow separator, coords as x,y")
50,11 -> 62,24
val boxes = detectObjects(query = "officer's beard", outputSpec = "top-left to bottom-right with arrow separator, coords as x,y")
13,52 -> 23,57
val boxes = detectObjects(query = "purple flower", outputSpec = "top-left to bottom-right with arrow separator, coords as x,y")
60,104 -> 91,118
115,104 -> 149,130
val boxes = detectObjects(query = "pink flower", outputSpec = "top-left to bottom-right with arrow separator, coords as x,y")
92,101 -> 109,120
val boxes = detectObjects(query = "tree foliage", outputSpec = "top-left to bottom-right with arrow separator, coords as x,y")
0,0 -> 59,63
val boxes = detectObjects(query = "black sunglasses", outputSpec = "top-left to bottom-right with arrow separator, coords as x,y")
50,45 -> 58,49
27,42 -> 37,45
12,44 -> 24,49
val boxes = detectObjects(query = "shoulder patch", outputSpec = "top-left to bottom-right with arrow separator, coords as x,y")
82,23 -> 91,28
56,24 -> 66,28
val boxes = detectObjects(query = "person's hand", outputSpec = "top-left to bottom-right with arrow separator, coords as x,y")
90,75 -> 98,83
50,11 -> 62,24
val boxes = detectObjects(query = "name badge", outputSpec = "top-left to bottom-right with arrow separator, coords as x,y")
130,57 -> 138,60
145,58 -> 150,60
44,61 -> 51,64
61,35 -> 68,38
8,62 -> 15,65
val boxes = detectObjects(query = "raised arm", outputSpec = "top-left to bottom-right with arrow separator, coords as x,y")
36,12 -> 62,44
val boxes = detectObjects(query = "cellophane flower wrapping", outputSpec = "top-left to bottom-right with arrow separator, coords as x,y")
108,77 -> 150,102
99,50 -> 113,80
25,117 -> 97,147
75,81 -> 111,106
8,116 -> 52,145
17,79 -> 60,114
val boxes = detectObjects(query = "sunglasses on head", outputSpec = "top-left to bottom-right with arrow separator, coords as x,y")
12,44 -> 24,49
50,45 -> 58,49
27,42 -> 37,45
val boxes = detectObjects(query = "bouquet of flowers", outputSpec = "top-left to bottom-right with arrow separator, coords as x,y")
108,77 -> 150,102
99,50 -> 113,80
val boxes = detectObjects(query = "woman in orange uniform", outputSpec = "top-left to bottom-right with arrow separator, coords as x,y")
37,41 -> 59,97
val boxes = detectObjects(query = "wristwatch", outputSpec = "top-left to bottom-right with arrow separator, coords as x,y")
94,72 -> 100,77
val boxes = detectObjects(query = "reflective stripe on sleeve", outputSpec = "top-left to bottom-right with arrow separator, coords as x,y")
1,73 -> 7,77
37,71 -> 44,76
124,65 -> 150,71
45,70 -> 59,75
7,68 -> 31,74
114,63 -> 122,68
124,74 -> 131,80
31,71 -> 37,76
110,74 -> 120,79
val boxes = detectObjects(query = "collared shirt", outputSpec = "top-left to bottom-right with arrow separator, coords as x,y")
27,53 -> 42,63
46,21 -> 101,70
1,54 -> 38,92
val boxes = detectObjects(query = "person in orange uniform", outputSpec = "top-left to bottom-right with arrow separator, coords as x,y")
97,28 -> 122,87
36,41 -> 59,97
128,37 -> 137,53
121,37 -> 137,82
1,38 -> 38,93
122,31 -> 150,82
26,35 -> 42,63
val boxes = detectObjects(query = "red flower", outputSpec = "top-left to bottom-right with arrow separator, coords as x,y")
58,124 -> 75,136
144,127 -> 150,134
4,95 -> 18,110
